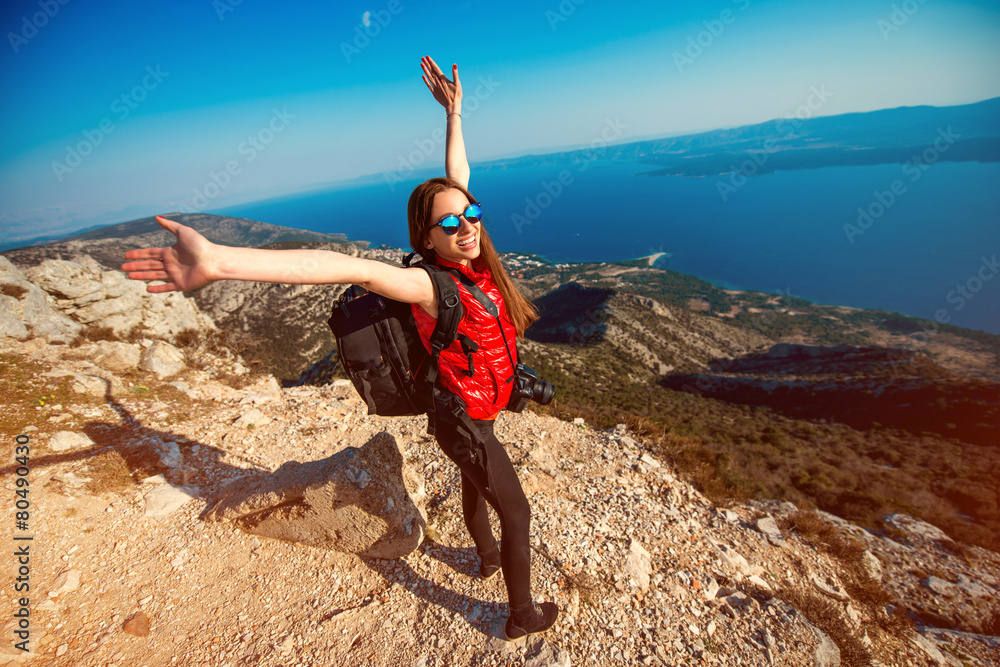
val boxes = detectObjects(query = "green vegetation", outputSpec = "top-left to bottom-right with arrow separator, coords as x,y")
520,339 -> 1000,553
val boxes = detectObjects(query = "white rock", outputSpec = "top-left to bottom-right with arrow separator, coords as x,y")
168,380 -> 199,399
637,453 -> 662,473
910,632 -> 958,667
49,431 -> 95,452
810,574 -> 849,601
71,372 -> 125,397
51,472 -> 91,488
233,408 -> 270,429
144,485 -> 197,519
755,516 -> 787,547
167,465 -> 197,486
139,341 -> 186,378
48,570 -> 81,597
922,576 -> 957,598
0,256 -> 81,343
624,540 -> 653,592
861,550 -> 882,582
710,539 -> 752,577
882,514 -> 951,543
156,440 -> 184,468
91,341 -> 142,372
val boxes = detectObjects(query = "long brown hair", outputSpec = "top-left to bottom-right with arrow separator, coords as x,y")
407,177 -> 539,336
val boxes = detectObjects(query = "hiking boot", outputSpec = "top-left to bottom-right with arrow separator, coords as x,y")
479,544 -> 502,580
504,601 -> 559,641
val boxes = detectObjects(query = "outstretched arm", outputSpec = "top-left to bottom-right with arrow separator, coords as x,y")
421,55 -> 469,189
122,216 -> 434,308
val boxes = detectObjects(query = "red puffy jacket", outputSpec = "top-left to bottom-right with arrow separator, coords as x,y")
411,256 -> 518,420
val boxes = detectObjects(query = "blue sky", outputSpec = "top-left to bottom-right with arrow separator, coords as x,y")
1,0 -> 998,244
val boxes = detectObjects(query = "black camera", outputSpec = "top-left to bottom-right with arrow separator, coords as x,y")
506,364 -> 555,413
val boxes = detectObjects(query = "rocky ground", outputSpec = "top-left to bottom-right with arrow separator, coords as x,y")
3,335 -> 999,667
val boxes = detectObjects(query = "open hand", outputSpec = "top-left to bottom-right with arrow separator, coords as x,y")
421,55 -> 462,113
121,216 -> 218,293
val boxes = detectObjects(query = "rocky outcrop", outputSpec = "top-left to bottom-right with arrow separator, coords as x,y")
22,257 -> 214,340
203,431 -> 427,559
0,255 -> 81,342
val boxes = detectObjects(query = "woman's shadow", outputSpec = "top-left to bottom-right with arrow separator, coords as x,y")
3,377 -> 506,638
362,541 -> 511,641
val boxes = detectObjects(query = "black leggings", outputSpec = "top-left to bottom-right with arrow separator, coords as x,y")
432,414 -> 533,608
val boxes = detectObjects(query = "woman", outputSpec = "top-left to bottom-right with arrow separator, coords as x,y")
122,56 -> 558,641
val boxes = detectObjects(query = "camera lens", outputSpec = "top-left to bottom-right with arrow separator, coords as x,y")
532,379 -> 555,406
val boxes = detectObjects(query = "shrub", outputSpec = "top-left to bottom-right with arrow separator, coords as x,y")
71,324 -> 120,347
1,283 -> 28,299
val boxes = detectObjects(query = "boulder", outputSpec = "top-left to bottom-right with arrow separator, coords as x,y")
143,485 -> 198,519
204,432 -> 427,559
0,256 -> 81,342
90,341 -> 142,372
139,341 -> 186,378
49,431 -> 96,453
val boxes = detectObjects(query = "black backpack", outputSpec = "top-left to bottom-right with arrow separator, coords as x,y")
329,252 -> 505,439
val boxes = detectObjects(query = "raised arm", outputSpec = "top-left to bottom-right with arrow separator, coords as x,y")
421,55 -> 469,189
122,216 -> 435,309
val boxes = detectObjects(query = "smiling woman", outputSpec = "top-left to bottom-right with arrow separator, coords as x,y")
120,55 -> 559,642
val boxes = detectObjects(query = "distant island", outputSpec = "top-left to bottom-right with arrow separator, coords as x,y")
473,96 -> 1000,179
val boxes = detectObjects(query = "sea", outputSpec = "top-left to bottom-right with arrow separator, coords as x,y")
218,159 -> 1000,335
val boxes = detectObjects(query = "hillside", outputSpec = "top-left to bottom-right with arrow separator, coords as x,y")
2,213 -> 358,275
2,215 -> 999,666
4,215 -> 998,556
2,330 -> 1000,667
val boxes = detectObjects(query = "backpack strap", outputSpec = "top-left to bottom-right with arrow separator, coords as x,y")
417,265 -> 463,391
444,268 -> 518,382
404,261 -> 477,441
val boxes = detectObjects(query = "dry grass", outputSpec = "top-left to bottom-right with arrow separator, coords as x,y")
777,584 -> 873,667
781,511 -> 898,611
779,509 -> 914,665
0,352 -> 100,443
618,413 -> 756,505
86,449 -> 135,494
173,327 -> 263,389
70,324 -> 119,347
